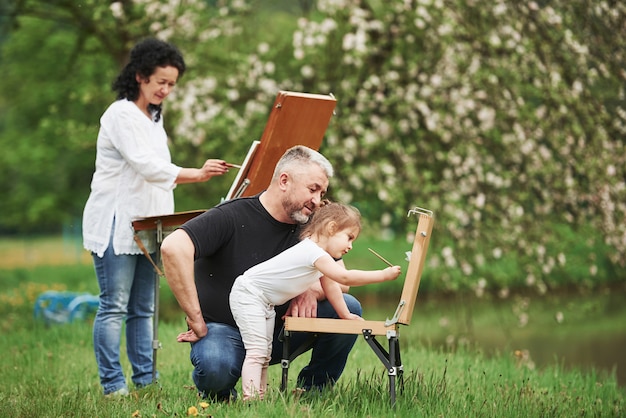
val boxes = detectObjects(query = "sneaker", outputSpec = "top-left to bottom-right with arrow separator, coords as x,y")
104,387 -> 129,398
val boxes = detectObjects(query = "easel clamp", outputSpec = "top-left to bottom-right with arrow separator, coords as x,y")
385,300 -> 406,327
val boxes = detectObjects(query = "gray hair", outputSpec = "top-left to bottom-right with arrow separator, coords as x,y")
272,145 -> 334,181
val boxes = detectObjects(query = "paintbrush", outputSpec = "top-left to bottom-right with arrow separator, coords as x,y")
368,247 -> 393,267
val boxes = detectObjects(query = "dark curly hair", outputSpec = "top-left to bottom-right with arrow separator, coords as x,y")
112,38 -> 186,121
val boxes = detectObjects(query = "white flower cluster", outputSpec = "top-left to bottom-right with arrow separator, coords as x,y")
150,0 -> 625,289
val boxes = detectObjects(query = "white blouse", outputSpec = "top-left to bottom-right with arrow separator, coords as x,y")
82,99 -> 181,257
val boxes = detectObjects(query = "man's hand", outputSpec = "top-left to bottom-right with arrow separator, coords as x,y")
176,315 -> 207,343
284,288 -> 318,318
177,329 -> 202,343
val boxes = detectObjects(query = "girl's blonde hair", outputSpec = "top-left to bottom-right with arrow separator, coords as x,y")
300,200 -> 362,240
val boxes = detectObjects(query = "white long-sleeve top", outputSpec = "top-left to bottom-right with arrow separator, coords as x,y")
82,99 -> 182,257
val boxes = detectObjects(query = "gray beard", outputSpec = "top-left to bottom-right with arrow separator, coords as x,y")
290,210 -> 310,224
283,196 -> 311,224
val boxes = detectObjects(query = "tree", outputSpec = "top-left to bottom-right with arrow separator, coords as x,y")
1,0 -> 624,293
284,0 -> 626,289
173,0 -> 626,289
0,16 -> 114,232
0,0 -> 263,232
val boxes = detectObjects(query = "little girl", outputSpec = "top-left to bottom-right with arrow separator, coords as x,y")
229,201 -> 402,400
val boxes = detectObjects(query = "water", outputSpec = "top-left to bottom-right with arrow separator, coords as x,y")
358,289 -> 626,387
502,331 -> 626,385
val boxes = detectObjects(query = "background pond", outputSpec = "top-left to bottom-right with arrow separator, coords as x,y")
356,286 -> 626,387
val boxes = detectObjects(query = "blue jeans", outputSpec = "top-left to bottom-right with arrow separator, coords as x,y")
190,294 -> 362,400
92,245 -> 156,395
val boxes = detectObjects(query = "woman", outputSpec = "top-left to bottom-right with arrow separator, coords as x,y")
82,38 -> 231,397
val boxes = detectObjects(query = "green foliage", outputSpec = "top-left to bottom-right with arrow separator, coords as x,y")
287,0 -> 626,287
1,0 -> 625,297
346,219 -> 616,300
0,17 -> 115,233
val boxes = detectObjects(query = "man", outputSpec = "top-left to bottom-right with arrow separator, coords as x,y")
161,145 -> 362,400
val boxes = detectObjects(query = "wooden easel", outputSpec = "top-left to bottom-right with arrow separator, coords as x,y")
131,210 -> 206,382
280,207 -> 435,407
226,91 -> 337,200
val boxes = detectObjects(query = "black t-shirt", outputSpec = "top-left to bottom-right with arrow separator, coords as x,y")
180,195 -> 301,327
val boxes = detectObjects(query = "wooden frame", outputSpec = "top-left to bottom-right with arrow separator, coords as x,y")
280,207 -> 435,407
225,90 -> 337,200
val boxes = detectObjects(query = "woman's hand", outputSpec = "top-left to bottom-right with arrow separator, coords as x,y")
197,159 -> 231,181
175,159 -> 230,184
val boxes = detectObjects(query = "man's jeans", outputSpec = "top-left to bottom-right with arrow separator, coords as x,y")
190,294 -> 362,400
92,246 -> 156,395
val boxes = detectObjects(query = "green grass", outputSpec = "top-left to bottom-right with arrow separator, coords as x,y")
0,237 -> 626,418
0,318 -> 623,418
0,240 -> 624,417
0,235 -> 91,269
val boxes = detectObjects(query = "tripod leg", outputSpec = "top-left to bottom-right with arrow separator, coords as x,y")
280,329 -> 290,392
152,224 -> 163,383
388,335 -> 397,408
396,337 -> 404,395
152,270 -> 160,382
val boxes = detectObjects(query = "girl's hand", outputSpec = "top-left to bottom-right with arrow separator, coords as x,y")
344,313 -> 364,321
384,266 -> 402,281
343,313 -> 365,321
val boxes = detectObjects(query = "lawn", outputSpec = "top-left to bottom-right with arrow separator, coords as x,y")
0,237 -> 624,417
1,313 -> 623,418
